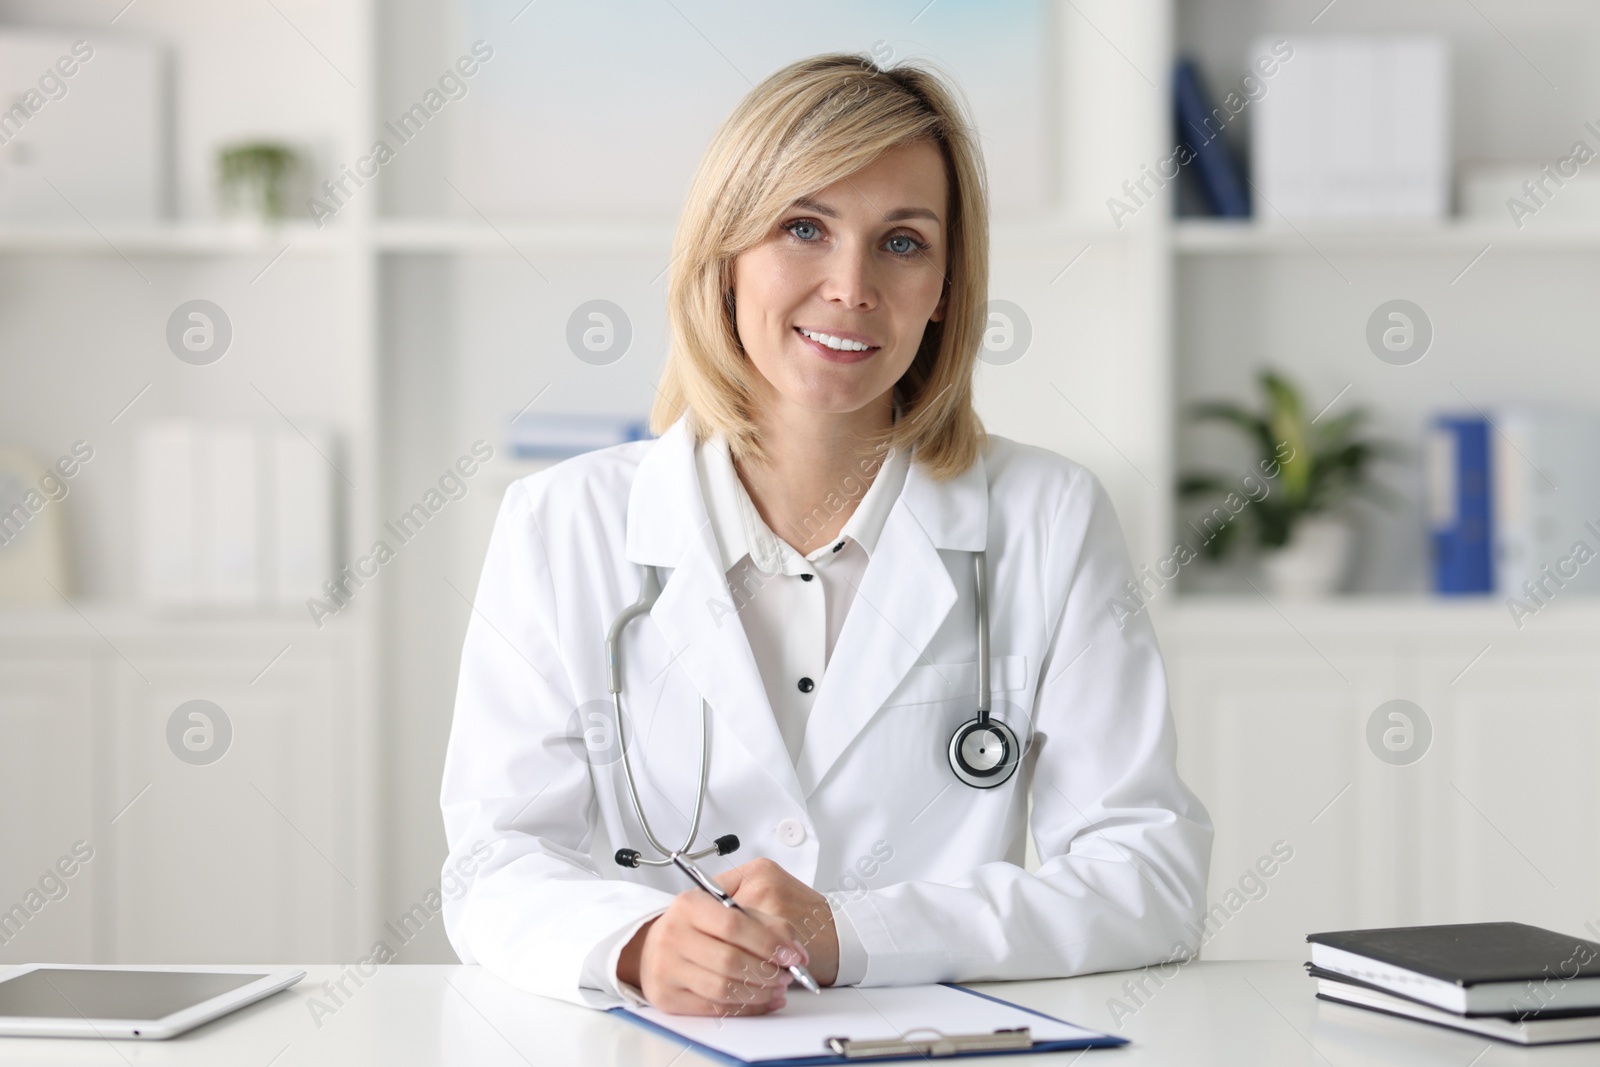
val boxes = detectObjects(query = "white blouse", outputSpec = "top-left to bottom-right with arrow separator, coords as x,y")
694,430 -> 911,765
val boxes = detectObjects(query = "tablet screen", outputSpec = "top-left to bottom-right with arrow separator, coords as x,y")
0,969 -> 263,1021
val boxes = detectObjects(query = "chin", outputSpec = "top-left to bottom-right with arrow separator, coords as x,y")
779,374 -> 884,414
752,349 -> 901,416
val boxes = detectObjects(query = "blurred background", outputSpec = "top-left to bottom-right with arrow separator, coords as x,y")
2,0 -> 1598,970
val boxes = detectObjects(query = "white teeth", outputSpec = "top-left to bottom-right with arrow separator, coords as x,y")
799,328 -> 873,352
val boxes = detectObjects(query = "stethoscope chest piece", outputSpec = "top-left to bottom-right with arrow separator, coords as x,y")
948,715 -> 1020,789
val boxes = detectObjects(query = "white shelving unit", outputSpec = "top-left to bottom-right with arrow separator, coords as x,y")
1161,0 -> 1600,959
0,0 -> 382,965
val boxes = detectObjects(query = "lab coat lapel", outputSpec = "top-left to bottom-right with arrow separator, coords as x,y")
625,417 -> 808,811
795,447 -> 990,796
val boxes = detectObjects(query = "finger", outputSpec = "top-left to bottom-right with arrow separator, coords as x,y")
677,932 -> 795,991
751,909 -> 810,967
676,957 -> 790,1010
714,855 -> 784,896
712,866 -> 743,894
721,856 -> 793,892
683,892 -> 806,968
641,939 -> 786,1013
650,904 -> 790,993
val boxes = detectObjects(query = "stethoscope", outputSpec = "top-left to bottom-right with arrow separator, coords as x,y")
606,550 -> 1020,870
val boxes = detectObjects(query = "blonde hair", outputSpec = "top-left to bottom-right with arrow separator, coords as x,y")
649,52 -> 990,481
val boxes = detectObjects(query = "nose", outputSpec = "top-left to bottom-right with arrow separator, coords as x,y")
818,238 -> 878,310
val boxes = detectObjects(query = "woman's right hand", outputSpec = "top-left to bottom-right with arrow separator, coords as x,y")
616,889 -> 809,1015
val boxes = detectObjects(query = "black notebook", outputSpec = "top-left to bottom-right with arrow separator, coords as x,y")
1306,923 -> 1600,1016
1309,966 -> 1600,1046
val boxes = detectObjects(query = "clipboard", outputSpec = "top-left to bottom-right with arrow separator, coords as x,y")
611,982 -> 1127,1065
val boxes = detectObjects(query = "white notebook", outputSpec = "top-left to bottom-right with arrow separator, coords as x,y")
617,982 -> 1119,1063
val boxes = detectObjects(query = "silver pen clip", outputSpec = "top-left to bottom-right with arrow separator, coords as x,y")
826,1027 -> 1034,1059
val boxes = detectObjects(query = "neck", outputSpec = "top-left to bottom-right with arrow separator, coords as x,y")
733,387 -> 896,556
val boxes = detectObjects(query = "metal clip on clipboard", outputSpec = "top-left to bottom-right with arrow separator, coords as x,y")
824,1026 -> 1034,1059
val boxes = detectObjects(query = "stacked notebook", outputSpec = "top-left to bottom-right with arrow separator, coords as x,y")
1307,923 -> 1600,1045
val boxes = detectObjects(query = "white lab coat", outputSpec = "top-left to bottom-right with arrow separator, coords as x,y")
439,413 -> 1213,1008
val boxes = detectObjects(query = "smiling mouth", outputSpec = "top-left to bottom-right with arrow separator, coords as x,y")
794,326 -> 880,362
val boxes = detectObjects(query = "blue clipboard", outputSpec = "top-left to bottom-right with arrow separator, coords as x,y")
610,983 -> 1128,1065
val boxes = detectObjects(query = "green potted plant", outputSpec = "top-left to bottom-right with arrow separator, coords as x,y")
1179,369 -> 1403,596
217,141 -> 301,223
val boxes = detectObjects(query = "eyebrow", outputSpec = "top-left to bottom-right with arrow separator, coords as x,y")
789,195 -> 941,226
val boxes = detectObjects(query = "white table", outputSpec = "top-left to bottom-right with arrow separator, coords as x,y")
0,961 -> 1590,1064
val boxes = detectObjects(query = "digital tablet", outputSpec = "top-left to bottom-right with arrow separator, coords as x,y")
0,964 -> 305,1039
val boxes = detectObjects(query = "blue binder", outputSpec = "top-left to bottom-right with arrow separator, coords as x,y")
610,983 -> 1127,1064
1174,57 -> 1250,218
1428,415 -> 1493,594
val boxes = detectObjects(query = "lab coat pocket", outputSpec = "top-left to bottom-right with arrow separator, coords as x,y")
851,653 -> 1034,824
881,654 -> 1029,709
879,654 -> 1035,781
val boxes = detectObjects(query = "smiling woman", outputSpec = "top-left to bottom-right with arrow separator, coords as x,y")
653,55 -> 989,486
440,50 -> 1212,1021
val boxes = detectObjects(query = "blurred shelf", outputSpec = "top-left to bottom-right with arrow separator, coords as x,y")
0,216 -> 1141,257
1172,218 -> 1600,254
1151,593 -> 1600,634
369,216 -> 1129,254
0,601 -> 360,641
0,222 -> 353,255
373,219 -> 677,253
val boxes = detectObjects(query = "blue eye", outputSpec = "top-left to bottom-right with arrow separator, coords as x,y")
781,218 -> 929,259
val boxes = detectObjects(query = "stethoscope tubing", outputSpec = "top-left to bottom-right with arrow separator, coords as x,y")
606,547 -> 1018,868
973,550 -> 990,719
607,565 -> 720,867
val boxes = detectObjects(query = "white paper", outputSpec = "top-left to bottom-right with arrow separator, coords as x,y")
137,421 -> 198,606
1250,34 -> 1449,220
136,420 -> 339,608
1491,405 -> 1600,597
269,427 -> 333,606
0,30 -> 163,223
202,424 -> 258,606
623,983 -> 1110,1063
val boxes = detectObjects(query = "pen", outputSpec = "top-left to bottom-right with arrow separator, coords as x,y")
669,852 -> 822,994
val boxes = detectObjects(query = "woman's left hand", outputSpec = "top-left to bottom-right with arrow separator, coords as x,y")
716,857 -> 841,987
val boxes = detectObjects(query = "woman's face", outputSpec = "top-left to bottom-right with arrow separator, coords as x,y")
730,139 -> 950,422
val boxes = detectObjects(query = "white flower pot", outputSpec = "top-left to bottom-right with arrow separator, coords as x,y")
1259,515 -> 1353,598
